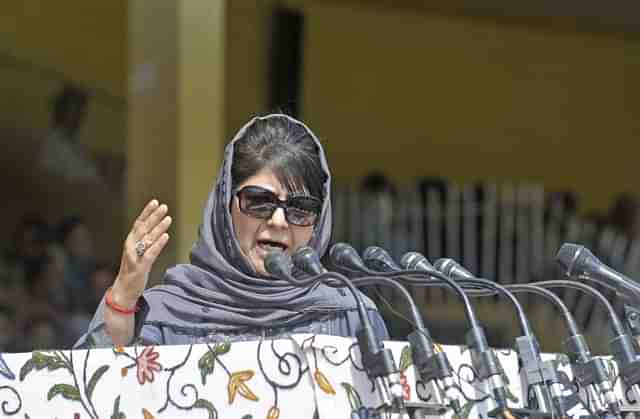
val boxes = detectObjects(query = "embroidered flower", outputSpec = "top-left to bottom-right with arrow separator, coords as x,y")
136,346 -> 162,385
400,371 -> 411,400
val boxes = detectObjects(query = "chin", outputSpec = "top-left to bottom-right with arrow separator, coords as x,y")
253,259 -> 268,276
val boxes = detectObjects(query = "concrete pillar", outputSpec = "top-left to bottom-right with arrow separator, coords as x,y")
128,0 -> 226,282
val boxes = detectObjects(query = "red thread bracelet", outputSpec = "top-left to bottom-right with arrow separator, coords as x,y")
105,287 -> 139,315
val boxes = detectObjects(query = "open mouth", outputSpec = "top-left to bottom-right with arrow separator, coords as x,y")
257,239 -> 288,253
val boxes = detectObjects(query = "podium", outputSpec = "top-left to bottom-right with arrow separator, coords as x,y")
0,335 -> 634,418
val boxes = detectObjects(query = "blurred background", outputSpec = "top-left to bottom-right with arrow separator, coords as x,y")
1,0 -> 639,353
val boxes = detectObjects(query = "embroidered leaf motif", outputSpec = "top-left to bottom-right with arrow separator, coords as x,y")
87,365 -> 110,400
504,385 -> 519,403
19,359 -> 34,381
399,346 -> 413,371
194,399 -> 217,419
142,408 -> 154,419
236,383 -> 258,402
21,352 -> 68,381
452,401 -> 474,419
215,342 -> 231,355
266,406 -> 280,419
198,350 -> 216,386
85,334 -> 97,349
314,369 -> 336,395
228,370 -> 258,404
111,395 -> 126,419
47,384 -> 81,401
340,382 -> 362,410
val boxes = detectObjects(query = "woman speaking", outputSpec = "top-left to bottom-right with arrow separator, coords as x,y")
76,114 -> 388,348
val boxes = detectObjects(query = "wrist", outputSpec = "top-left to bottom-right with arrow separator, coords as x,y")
109,281 -> 140,311
106,287 -> 139,315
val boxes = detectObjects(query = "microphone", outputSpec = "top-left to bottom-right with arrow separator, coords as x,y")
329,242 -> 369,273
362,246 -> 402,273
556,243 -> 640,298
556,243 -> 640,340
264,250 -> 294,280
272,247 -> 405,411
433,258 -> 473,279
291,246 -> 327,275
400,252 -> 435,271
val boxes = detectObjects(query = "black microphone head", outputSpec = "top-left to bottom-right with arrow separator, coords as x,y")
329,242 -> 367,272
434,258 -> 474,280
362,246 -> 401,272
264,251 -> 293,279
292,246 -> 327,276
400,251 -> 433,271
555,243 -> 599,278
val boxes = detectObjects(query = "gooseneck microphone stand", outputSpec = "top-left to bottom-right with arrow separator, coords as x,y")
534,279 -> 640,408
433,258 -> 564,419
342,245 -> 514,419
263,250 -> 406,416
461,282 -> 620,418
391,253 -> 557,419
293,245 -> 463,416
328,245 -> 462,415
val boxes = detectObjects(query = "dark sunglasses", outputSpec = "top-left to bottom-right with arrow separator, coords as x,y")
235,185 -> 322,227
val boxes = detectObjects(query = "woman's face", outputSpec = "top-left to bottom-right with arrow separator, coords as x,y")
231,168 -> 316,276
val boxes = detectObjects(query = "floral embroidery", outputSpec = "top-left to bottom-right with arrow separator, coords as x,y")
228,370 -> 259,404
266,405 -> 280,419
398,346 -> 412,400
313,369 -> 336,395
136,346 -> 162,385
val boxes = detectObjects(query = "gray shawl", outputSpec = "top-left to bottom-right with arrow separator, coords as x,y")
142,114 -> 371,332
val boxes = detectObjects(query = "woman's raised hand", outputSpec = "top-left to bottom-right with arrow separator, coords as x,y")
111,199 -> 172,308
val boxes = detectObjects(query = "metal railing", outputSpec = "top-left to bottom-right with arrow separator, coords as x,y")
332,180 -> 637,334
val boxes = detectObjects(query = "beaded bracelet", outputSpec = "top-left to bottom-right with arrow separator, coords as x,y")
105,287 -> 139,315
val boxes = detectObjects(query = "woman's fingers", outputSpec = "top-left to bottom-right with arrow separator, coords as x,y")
142,233 -> 170,265
145,215 -> 172,243
132,200 -> 159,236
132,201 -> 167,240
114,202 -> 171,305
125,201 -> 171,267
143,204 -> 169,236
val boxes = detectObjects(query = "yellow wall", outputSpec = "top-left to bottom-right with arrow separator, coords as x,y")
4,0 -> 640,258
0,1 -> 127,154
0,2 -> 127,262
302,3 -> 640,211
224,1 -> 274,140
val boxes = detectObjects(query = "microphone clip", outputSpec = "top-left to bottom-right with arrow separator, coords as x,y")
625,305 -> 640,338
356,328 -> 404,409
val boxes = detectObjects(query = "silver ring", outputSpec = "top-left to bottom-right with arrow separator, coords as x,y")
135,240 -> 147,258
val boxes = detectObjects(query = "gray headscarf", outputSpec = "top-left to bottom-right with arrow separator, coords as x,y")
142,114 -> 372,332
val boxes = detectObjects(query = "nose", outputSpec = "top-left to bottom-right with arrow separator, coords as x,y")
267,207 -> 289,228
